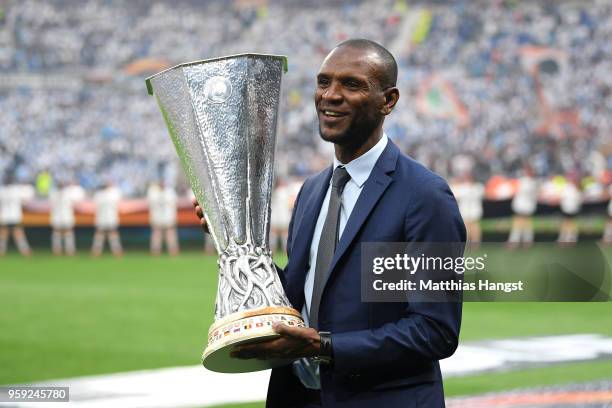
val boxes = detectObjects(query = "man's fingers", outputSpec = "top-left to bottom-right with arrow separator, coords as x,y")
200,219 -> 209,233
273,322 -> 296,336
230,334 -> 309,360
273,322 -> 311,340
237,338 -> 284,353
229,327 -> 319,360
191,202 -> 209,233
231,339 -> 283,359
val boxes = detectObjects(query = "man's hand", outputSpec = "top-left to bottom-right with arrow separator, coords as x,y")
231,323 -> 320,360
192,198 -> 209,233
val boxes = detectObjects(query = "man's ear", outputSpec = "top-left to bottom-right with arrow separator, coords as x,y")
381,87 -> 399,115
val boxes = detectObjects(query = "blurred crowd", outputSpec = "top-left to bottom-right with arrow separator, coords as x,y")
399,0 -> 611,183
0,0 -> 610,199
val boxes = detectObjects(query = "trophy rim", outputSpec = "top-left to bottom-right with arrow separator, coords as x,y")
202,309 -> 304,373
208,306 -> 303,335
145,53 -> 288,95
202,332 -> 296,373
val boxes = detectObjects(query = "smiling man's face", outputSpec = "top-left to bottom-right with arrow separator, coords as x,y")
315,46 -> 387,149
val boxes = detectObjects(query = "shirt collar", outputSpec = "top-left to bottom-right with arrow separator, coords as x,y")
333,133 -> 388,188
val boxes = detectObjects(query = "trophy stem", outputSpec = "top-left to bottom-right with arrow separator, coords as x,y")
215,242 -> 292,319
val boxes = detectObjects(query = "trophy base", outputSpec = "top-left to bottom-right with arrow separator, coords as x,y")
202,306 -> 305,373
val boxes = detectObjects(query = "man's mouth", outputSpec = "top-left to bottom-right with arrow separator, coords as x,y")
320,110 -> 348,118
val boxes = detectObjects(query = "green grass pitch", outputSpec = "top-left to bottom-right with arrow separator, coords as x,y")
1,249 -> 611,407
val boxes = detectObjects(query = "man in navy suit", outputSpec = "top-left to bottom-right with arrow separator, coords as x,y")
196,39 -> 465,407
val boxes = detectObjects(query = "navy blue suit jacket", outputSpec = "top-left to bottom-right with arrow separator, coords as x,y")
267,141 -> 466,407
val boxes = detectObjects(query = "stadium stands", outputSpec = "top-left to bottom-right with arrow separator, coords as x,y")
0,0 -> 610,199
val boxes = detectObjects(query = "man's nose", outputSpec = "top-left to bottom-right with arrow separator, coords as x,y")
321,82 -> 343,103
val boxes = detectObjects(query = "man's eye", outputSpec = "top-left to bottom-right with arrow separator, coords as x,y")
344,81 -> 360,89
318,79 -> 330,87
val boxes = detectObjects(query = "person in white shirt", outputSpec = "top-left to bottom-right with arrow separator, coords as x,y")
49,181 -> 85,256
147,181 -> 179,255
0,176 -> 35,256
508,167 -> 539,248
557,177 -> 582,244
270,178 -> 292,253
91,182 -> 123,256
602,185 -> 612,245
451,174 -> 485,246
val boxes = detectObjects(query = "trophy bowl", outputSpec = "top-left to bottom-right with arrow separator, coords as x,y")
146,54 -> 304,373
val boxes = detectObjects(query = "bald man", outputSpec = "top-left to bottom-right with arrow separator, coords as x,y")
196,39 -> 465,407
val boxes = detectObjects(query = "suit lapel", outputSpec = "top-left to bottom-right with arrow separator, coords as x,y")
285,167 -> 332,307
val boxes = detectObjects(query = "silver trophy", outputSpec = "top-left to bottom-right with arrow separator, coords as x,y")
146,54 -> 304,373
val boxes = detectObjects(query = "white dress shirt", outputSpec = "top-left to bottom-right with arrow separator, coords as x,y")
0,184 -> 35,225
94,186 -> 121,229
452,181 -> 485,222
50,185 -> 85,229
512,176 -> 538,216
559,183 -> 582,215
147,185 -> 178,228
293,133 -> 388,389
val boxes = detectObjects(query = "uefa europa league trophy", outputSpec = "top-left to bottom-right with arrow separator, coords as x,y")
146,54 -> 304,373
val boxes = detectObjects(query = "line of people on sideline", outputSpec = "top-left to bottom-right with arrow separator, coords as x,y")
0,178 -> 185,256
1,174 -> 611,256
450,168 -> 610,247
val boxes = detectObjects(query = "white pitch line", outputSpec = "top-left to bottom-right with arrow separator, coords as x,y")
2,334 -> 612,408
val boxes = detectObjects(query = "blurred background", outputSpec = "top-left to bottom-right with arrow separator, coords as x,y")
0,0 -> 611,407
